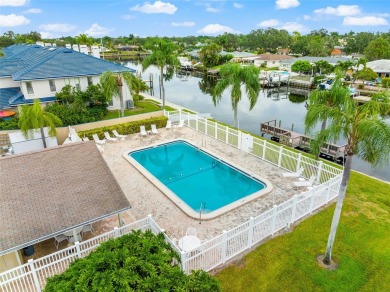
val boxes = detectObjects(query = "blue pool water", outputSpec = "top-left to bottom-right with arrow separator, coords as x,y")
129,140 -> 266,213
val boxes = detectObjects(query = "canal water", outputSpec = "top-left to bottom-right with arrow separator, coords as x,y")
123,60 -> 390,182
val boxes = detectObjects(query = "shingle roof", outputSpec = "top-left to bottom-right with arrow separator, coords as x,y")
0,142 -> 131,255
2,44 -> 135,81
243,53 -> 294,61
367,59 -> 390,73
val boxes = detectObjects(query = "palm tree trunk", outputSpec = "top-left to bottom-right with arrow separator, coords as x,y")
316,119 -> 327,159
119,84 -> 124,117
160,67 -> 165,109
233,107 -> 238,128
323,153 -> 352,265
40,127 -> 47,148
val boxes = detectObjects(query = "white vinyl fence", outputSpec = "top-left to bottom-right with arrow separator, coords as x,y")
1,112 -> 343,290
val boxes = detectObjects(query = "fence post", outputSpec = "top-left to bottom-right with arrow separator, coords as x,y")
221,230 -> 228,264
262,140 -> 267,160
180,251 -> 187,273
271,205 -> 278,237
205,118 -> 208,135
289,195 -> 298,228
296,153 -> 302,172
196,115 -> 199,131
278,146 -> 283,167
75,241 -> 82,258
114,226 -> 120,238
309,189 -> 315,214
147,214 -> 153,232
247,217 -> 254,249
215,121 -> 218,139
326,181 -> 332,203
28,259 -> 41,292
225,126 -> 229,144
238,131 -> 242,150
316,161 -> 323,184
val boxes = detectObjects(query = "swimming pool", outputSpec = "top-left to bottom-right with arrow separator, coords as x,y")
124,140 -> 273,219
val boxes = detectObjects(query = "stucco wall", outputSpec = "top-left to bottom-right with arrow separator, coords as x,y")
0,77 -> 19,88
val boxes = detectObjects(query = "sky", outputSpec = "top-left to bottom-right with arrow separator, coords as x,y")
0,0 -> 389,38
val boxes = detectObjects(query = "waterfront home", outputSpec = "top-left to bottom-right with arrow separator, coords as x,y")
242,53 -> 294,68
366,59 -> 390,78
0,44 -> 135,110
280,56 -> 351,71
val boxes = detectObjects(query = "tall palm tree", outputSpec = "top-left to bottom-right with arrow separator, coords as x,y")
352,57 -> 367,84
305,89 -> 390,266
308,72 -> 346,159
142,39 -> 180,109
212,63 -> 260,128
18,99 -> 62,148
100,71 -> 134,117
130,77 -> 150,100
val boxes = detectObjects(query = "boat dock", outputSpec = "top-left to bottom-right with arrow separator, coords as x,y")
260,120 -> 346,163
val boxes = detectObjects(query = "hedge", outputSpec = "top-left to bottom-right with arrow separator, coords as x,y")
382,77 -> 390,88
77,116 -> 168,140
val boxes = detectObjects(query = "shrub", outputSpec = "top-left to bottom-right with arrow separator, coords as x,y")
382,77 -> 390,88
44,230 -> 220,291
358,84 -> 364,89
0,117 -> 19,130
77,116 -> 168,140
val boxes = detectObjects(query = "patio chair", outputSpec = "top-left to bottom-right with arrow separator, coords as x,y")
282,167 -> 304,178
185,227 -> 198,236
140,125 -> 148,137
293,175 -> 316,187
81,224 -> 95,236
54,234 -> 68,249
175,120 -> 184,129
92,134 -> 105,145
104,131 -> 118,142
82,137 -> 90,142
151,124 -> 159,134
165,120 -> 172,130
113,129 -> 127,140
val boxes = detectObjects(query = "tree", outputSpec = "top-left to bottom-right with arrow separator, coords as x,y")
364,37 -> 390,61
291,60 -> 312,74
100,71 -> 134,117
142,39 -> 180,109
198,42 -> 221,68
18,99 -> 62,148
306,35 -> 332,56
354,67 -> 378,83
44,230 -> 220,291
130,77 -> 149,100
213,63 -> 260,127
305,86 -> 390,266
313,60 -> 334,75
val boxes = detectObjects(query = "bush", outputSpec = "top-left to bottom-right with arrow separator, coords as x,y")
0,117 -> 19,130
358,84 -> 365,89
382,77 -> 390,88
78,116 -> 168,140
44,230 -> 220,291
314,75 -> 325,85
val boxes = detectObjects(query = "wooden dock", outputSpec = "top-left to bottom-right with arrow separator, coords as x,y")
260,120 -> 346,161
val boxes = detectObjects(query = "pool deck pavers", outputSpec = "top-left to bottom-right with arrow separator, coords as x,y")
101,126 -> 303,241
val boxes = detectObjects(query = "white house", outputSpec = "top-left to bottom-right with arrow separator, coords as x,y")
242,53 -> 294,68
366,59 -> 390,78
0,44 -> 135,110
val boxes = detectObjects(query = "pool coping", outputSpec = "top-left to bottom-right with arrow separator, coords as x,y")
123,139 -> 273,220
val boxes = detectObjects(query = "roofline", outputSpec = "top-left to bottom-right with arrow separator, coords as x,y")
0,206 -> 131,256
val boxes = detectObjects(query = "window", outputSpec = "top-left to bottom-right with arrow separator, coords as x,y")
26,82 -> 34,94
49,80 -> 56,92
87,76 -> 93,86
64,78 -> 70,85
75,77 -> 80,90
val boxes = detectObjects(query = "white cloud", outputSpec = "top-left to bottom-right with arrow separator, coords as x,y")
197,24 -> 238,35
343,16 -> 388,26
205,3 -> 220,13
275,0 -> 300,10
303,15 -> 312,20
39,23 -> 76,32
233,3 -> 243,9
258,19 -> 280,27
0,0 -> 27,6
280,22 -> 304,32
130,1 -> 177,14
314,5 -> 361,16
40,31 -> 57,39
24,8 -> 42,14
122,14 -> 136,20
84,23 -> 113,37
171,21 -> 195,27
0,14 -> 30,27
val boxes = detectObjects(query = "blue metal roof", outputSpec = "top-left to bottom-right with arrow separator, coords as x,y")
2,44 -> 135,81
0,87 -> 23,109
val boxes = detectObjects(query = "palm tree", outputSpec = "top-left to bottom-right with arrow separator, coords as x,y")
352,57 -> 367,84
305,88 -> 390,266
130,77 -> 149,100
100,71 -> 134,117
18,99 -> 62,148
212,63 -> 260,128
142,39 -> 180,109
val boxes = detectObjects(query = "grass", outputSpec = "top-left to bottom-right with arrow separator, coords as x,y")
102,101 -> 161,120
214,171 -> 390,291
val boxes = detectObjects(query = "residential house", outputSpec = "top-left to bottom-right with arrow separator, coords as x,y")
0,44 -> 135,110
330,46 -> 346,57
366,59 -> 390,78
242,53 -> 294,68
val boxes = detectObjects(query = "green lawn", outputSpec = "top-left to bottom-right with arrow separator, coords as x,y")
102,101 -> 162,120
214,172 -> 390,291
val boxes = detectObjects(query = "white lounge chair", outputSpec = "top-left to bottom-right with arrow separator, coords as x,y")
140,125 -> 148,137
282,167 -> 304,178
151,124 -> 159,134
175,120 -> 184,129
92,134 -> 105,145
293,175 -> 316,187
166,120 -> 172,130
82,137 -> 90,142
104,131 -> 118,142
113,130 -> 126,140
